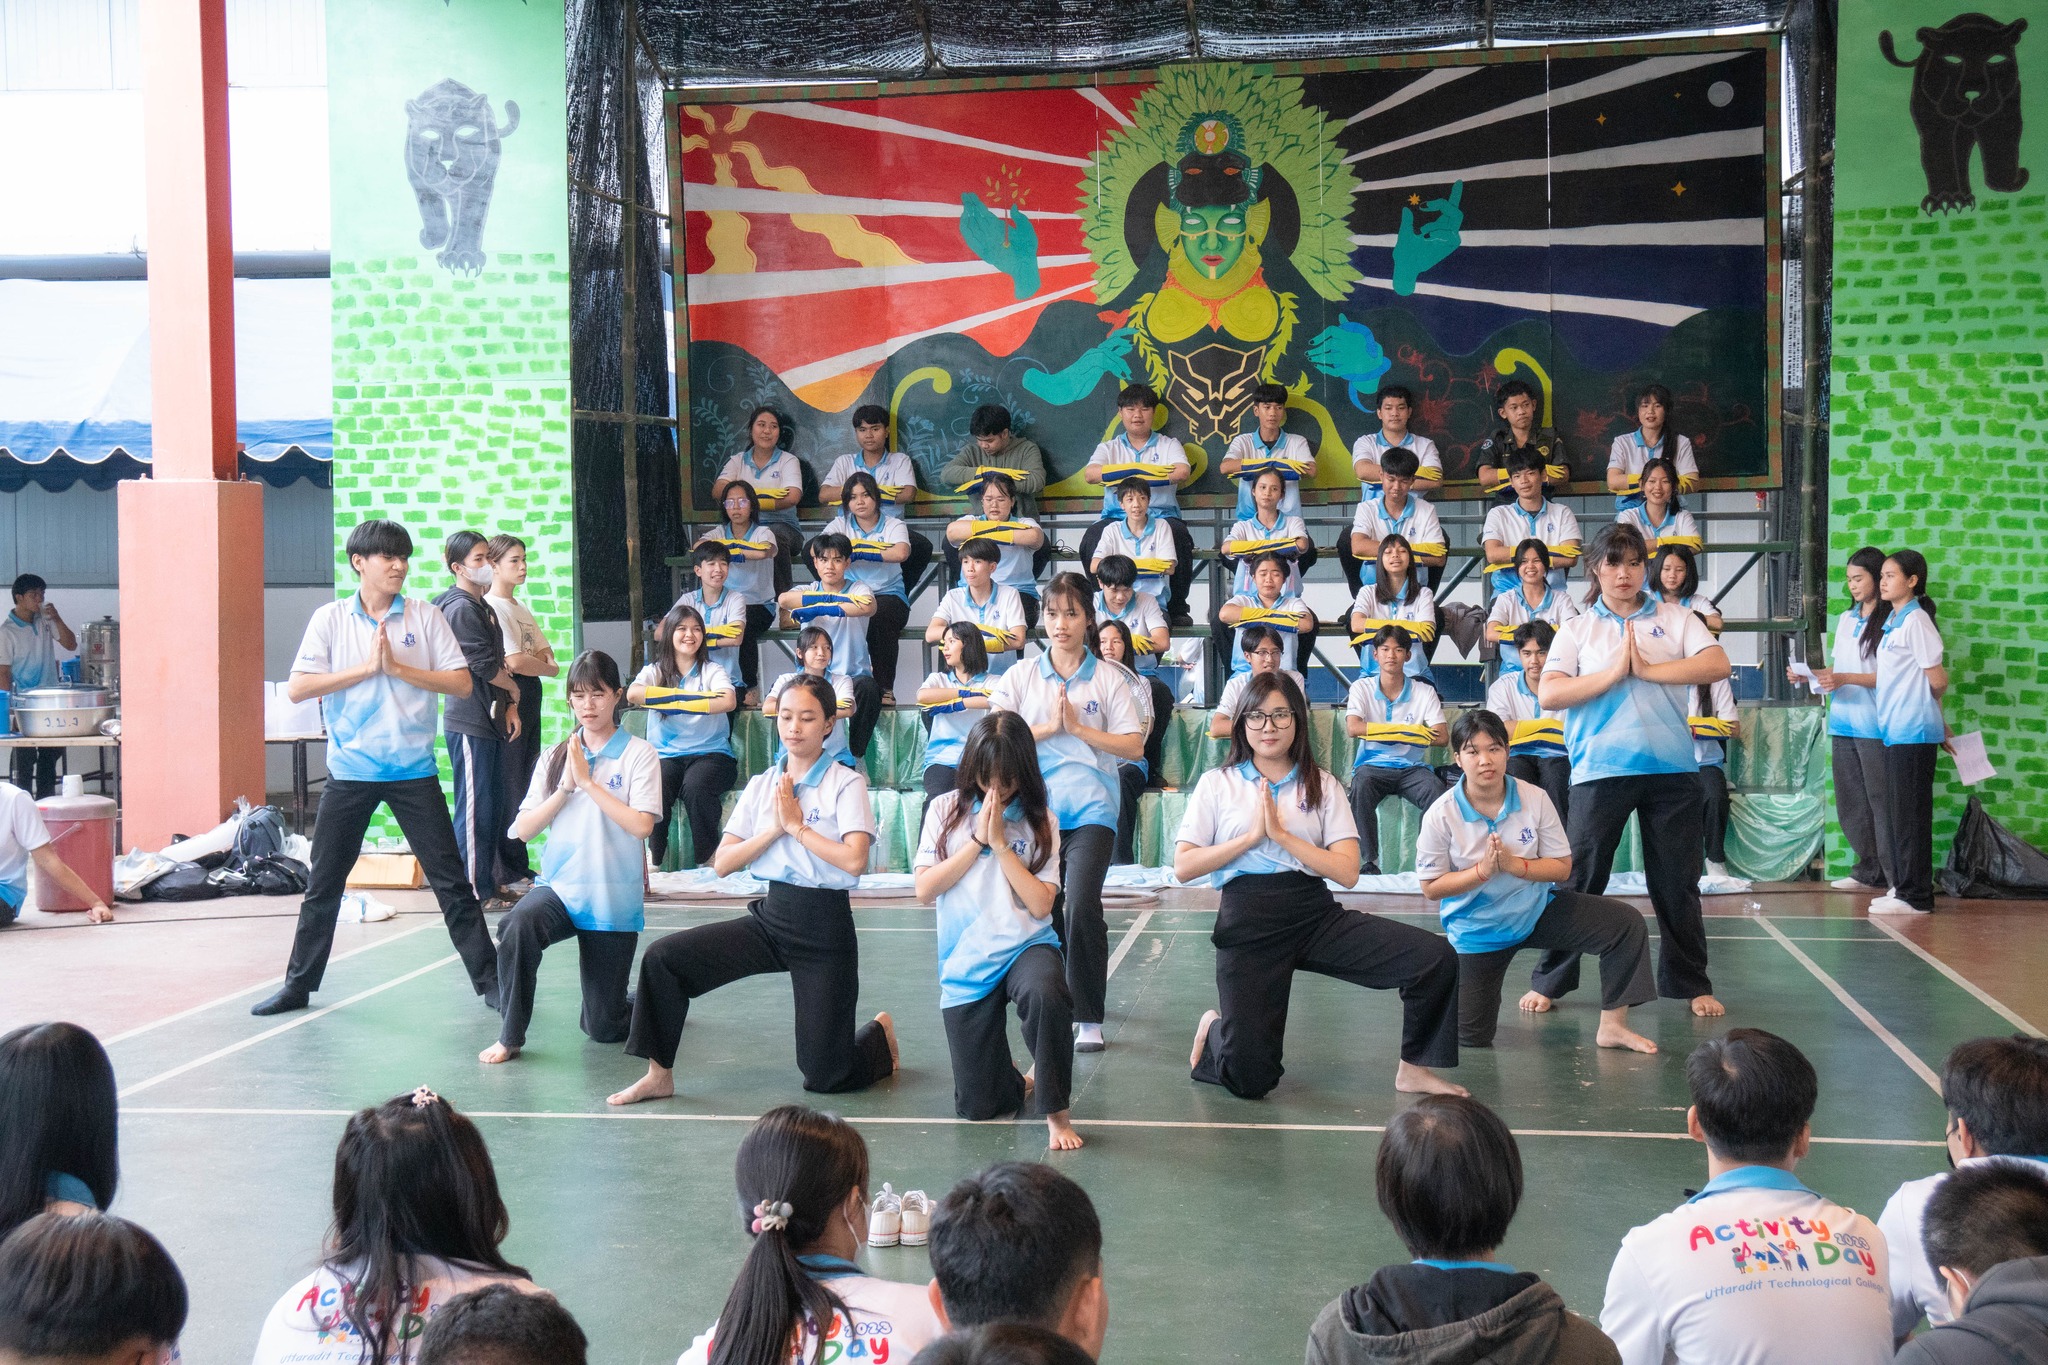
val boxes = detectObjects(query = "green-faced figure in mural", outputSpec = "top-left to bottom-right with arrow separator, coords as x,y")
1020,65 -> 1392,469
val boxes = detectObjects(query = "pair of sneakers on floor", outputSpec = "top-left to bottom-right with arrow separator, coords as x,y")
1833,875 -> 1928,915
866,1183 -> 933,1247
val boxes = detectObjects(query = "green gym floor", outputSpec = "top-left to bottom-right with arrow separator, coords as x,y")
5,887 -> 2045,1364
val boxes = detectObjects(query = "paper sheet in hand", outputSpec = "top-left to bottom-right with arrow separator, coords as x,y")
1950,731 -> 1995,785
1787,659 -> 1830,694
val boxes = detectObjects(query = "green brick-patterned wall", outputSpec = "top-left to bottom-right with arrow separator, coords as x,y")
1828,3 -> 2048,869
328,2 -> 576,845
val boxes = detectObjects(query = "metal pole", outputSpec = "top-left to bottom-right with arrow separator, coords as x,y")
620,0 -> 645,672
1797,0 -> 1831,665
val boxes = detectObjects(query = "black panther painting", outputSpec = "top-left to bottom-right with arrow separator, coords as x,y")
406,78 -> 521,274
1881,12 -> 2029,214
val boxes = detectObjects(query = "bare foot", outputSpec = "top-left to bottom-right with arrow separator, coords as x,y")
1190,1009 -> 1220,1069
606,1064 -> 676,1106
1596,1010 -> 1658,1054
1022,1067 -> 1035,1099
876,1012 -> 899,1069
1395,1061 -> 1468,1097
478,1042 -> 519,1065
1047,1110 -> 1084,1150
1691,994 -> 1726,1018
1519,990 -> 1554,1014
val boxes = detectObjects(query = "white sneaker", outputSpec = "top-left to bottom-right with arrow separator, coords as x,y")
1830,877 -> 1872,891
1074,1022 -> 1105,1054
1869,896 -> 1928,915
1705,860 -> 1729,880
898,1190 -> 932,1246
867,1183 -> 901,1247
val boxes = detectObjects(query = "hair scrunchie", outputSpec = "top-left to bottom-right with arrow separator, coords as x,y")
751,1200 -> 794,1234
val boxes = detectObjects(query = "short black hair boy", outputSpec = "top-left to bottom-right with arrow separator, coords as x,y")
1941,1035 -> 2048,1155
1116,383 -> 1159,410
0,1212 -> 188,1361
1686,1028 -> 1819,1164
1921,1162 -> 2048,1282
1093,555 -> 1138,590
1376,1094 -> 1523,1258
418,1283 -> 589,1365
344,519 -> 414,563
928,1162 -> 1102,1330
851,403 -> 889,428
969,405 -> 1012,438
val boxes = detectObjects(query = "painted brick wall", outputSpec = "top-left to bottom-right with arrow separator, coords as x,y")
1827,195 -> 2048,862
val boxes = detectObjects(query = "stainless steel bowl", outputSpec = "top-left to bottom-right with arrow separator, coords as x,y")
17,686 -> 113,709
12,705 -> 115,739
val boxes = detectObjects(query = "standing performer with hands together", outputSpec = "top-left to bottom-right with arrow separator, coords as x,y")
1531,523 -> 1731,1020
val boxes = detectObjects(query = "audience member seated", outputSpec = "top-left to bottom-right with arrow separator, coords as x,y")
1095,620 -> 1162,865
712,407 -> 807,567
1217,553 -> 1314,677
1091,478 -> 1178,609
0,1024 -> 118,1245
821,404 -> 932,602
925,1163 -> 1107,1361
251,1088 -> 545,1365
1615,458 -> 1702,556
1880,1034 -> 2048,1338
1209,628 -> 1301,740
1893,1163 -> 2048,1365
1092,558 -> 1173,767
1079,385 -> 1196,625
1221,468 -> 1313,598
1348,534 -> 1438,688
1345,446 -> 1447,597
1475,379 -> 1568,508
679,1106 -> 940,1365
1482,453 -> 1581,596
940,405 -> 1048,519
1600,1029 -> 1894,1365
929,540 -> 1028,666
946,473 -> 1047,627
1344,626 -> 1447,876
1223,381 -> 1317,522
765,629 -> 860,771
1484,623 -> 1572,824
912,1323 -> 1095,1365
0,1212 -> 186,1365
777,534 -> 884,758
1484,541 -> 1580,676
417,1284 -> 589,1365
1305,1094 -> 1618,1365
822,474 -> 914,703
1651,545 -> 1722,633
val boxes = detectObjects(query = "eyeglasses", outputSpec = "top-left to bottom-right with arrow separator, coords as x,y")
1248,648 -> 1284,660
1243,709 -> 1295,730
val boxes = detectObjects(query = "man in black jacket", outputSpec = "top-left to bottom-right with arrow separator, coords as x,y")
436,531 -> 522,906
1897,1164 -> 2048,1364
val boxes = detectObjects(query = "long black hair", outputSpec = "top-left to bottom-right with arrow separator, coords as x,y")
1886,549 -> 1941,635
542,651 -> 626,793
941,620 -> 990,679
653,603 -> 707,689
1638,455 -> 1684,511
1582,522 -> 1651,608
1223,671 -> 1323,814
1041,572 -> 1099,651
1375,533 -> 1422,605
1093,617 -> 1135,666
719,480 -> 762,532
1633,382 -> 1675,463
1850,545 -> 1889,662
326,1090 -> 526,1364
0,1023 -> 118,1244
839,471 -> 885,524
1652,544 -> 1701,601
710,1106 -> 869,1365
935,712 -> 1055,874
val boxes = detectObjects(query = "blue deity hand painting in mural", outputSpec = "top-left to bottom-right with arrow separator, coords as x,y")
1021,327 -> 1137,406
1393,181 -> 1465,295
1305,315 -> 1392,413
959,193 -> 1042,298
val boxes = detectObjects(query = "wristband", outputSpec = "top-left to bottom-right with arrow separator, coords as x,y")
752,486 -> 791,500
1132,557 -> 1175,575
702,622 -> 745,645
1360,722 -> 1437,746
1351,617 -> 1436,644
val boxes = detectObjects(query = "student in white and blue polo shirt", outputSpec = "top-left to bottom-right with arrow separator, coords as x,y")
1177,670 -> 1460,1101
630,602 -> 738,870
1078,383 -> 1197,624
0,780 -> 112,926
482,652 -> 661,1065
1222,380 -> 1314,522
252,520 -> 502,1017
0,573 -> 77,797
1871,549 -> 1950,915
1415,710 -> 1655,1052
989,574 -> 1142,1055
916,623 -> 992,801
609,672 -> 897,1105
1798,547 -> 1890,894
823,472 -> 914,702
778,532 -> 884,759
915,711 -> 1079,1151
1533,522 -> 1730,1019
1345,626 -> 1447,877
1485,621 -> 1571,824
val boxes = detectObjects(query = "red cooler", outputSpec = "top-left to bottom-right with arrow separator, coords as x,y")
35,778 -> 116,912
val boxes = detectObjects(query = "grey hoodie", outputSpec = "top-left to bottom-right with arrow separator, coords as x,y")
1306,1265 -> 1618,1365
1895,1255 -> 2048,1365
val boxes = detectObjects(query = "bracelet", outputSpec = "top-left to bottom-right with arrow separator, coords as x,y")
971,834 -> 991,851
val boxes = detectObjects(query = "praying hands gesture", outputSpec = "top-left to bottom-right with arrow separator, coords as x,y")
976,790 -> 1009,849
776,774 -> 806,840
556,732 -> 592,794
364,622 -> 394,680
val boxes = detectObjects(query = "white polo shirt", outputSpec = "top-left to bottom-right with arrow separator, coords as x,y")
1350,582 -> 1438,685
1213,669 -> 1305,725
519,728 -> 661,933
767,671 -> 855,767
1225,511 -> 1309,596
702,523 -> 779,603
292,594 -> 468,783
1349,491 -> 1448,574
726,754 -> 875,890
935,583 -> 1027,659
634,661 -> 735,759
917,791 -> 1063,1008
1176,761 -> 1357,888
1486,671 -> 1566,759
676,586 -> 749,679
0,783 -> 51,911
1619,503 -> 1703,554
990,651 -> 1139,832
1352,430 -> 1443,487
959,516 -> 1044,597
1877,1156 -> 2048,1336
1487,585 -> 1581,675
791,582 -> 876,679
823,449 -> 917,501
718,449 -> 805,525
0,611 -> 60,692
1546,598 -> 1719,784
1608,430 -> 1701,508
1346,675 -> 1442,771
1483,500 -> 1581,594
1096,515 -> 1177,601
1226,591 -> 1309,674
823,512 -> 911,602
918,670 -> 992,770
1875,601 -> 1945,746
1088,431 -> 1187,517
1600,1166 -> 1892,1365
1415,778 -> 1568,953
1225,428 -> 1313,518
252,1258 -> 543,1365
1095,590 -> 1167,676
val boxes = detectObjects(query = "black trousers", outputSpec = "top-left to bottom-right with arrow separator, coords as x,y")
9,747 -> 59,798
1699,764 -> 1730,864
1532,772 -> 1710,1001
1456,890 -> 1655,1047
1507,754 -> 1572,828
652,752 -> 739,867
943,943 -> 1073,1120
623,881 -> 893,1091
493,885 -> 638,1050
737,604 -> 776,694
866,595 -> 912,699
1348,764 -> 1448,870
497,675 -> 543,881
1052,823 -> 1115,1024
923,763 -> 958,801
1832,735 -> 1890,888
447,731 -> 505,903
1077,515 -> 1197,619
765,521 -> 803,592
1192,872 -> 1459,1098
282,777 -> 499,1002
1884,741 -> 1940,911
1142,675 -> 1172,780
846,675 -> 884,758
1114,764 -> 1147,865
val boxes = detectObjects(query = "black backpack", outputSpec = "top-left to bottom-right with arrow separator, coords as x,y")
232,806 -> 288,864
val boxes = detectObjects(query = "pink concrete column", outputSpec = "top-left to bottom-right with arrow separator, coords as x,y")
120,0 -> 267,851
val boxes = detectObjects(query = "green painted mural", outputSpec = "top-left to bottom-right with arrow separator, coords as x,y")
327,0 -> 576,838
1829,3 -> 2047,864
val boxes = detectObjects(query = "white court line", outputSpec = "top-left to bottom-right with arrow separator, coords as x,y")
1863,916 -> 2043,1037
1104,908 -> 1155,980
1755,918 -> 1942,1093
117,954 -> 460,1100
118,1105 -> 1942,1147
103,921 -> 439,1046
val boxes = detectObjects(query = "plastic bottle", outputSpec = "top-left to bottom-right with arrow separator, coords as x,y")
35,774 -> 116,912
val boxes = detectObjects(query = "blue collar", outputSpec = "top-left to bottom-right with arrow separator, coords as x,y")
720,520 -> 758,540
1591,595 -> 1658,625
963,580 -> 998,610
350,593 -> 406,625
2,612 -> 35,631
850,510 -> 883,534
1037,650 -> 1097,685
1519,585 -> 1556,614
1123,513 -> 1153,538
856,451 -> 889,472
1413,1259 -> 1517,1274
972,795 -> 1025,823
795,1253 -> 864,1280
1642,505 -> 1678,532
1249,429 -> 1285,458
1511,499 -> 1550,524
1379,430 -> 1414,449
954,669 -> 989,688
1688,1165 -> 1814,1203
44,1172 -> 97,1209
1379,492 -> 1414,521
1453,777 -> 1522,830
1115,431 -> 1159,458
742,448 -> 781,474
1371,675 -> 1414,709
1514,671 -> 1540,704
782,752 -> 834,790
696,585 -> 729,610
1233,760 -> 1300,796
580,728 -> 630,763
1249,510 -> 1282,534
1883,599 -> 1921,634
1635,429 -> 1660,451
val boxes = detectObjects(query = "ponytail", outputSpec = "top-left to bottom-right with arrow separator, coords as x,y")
1849,546 -> 1888,663
709,1107 -> 870,1365
1885,550 -> 1941,641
